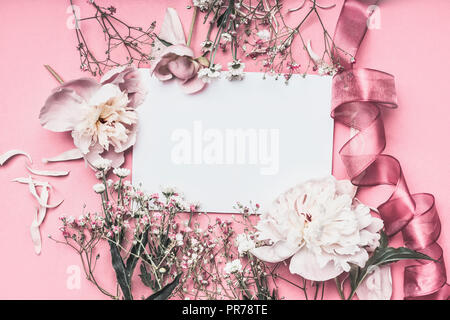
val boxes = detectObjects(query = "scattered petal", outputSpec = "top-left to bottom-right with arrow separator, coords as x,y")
42,148 -> 83,163
0,150 -> 32,166
12,177 -> 52,188
26,166 -> 70,177
26,176 -> 63,209
30,210 -> 42,255
288,0 -> 306,12
306,40 -> 321,64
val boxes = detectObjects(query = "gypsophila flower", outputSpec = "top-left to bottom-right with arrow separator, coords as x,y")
193,0 -> 211,11
256,29 -> 271,41
224,259 -> 243,274
198,64 -> 222,83
236,233 -> 256,255
93,183 -> 106,193
221,33 -> 232,43
175,233 -> 184,246
317,62 -> 339,76
225,60 -> 245,81
113,167 -> 130,178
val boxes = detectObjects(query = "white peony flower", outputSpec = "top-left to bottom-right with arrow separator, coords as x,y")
93,183 -> 106,193
251,176 -> 384,282
113,167 -> 130,178
198,64 -> 222,83
236,233 -> 256,255
355,266 -> 392,300
224,259 -> 243,274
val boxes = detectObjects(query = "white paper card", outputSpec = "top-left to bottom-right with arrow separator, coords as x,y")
133,71 -> 333,213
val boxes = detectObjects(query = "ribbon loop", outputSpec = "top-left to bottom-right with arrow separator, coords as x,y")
332,0 -> 448,299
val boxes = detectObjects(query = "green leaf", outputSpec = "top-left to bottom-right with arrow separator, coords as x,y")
379,230 -> 388,249
146,274 -> 181,300
155,35 -> 173,47
348,244 -> 436,300
109,242 -> 133,300
126,231 -> 149,282
216,10 -> 229,27
139,263 -> 153,288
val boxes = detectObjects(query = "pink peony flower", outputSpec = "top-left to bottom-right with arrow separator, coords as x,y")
150,8 -> 206,94
39,66 -> 147,168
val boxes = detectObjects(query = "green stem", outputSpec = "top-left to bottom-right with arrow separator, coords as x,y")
44,65 -> 64,84
187,6 -> 198,47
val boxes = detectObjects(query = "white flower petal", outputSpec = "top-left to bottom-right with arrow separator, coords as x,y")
355,266 -> 392,300
289,247 -> 343,281
251,240 -> 300,263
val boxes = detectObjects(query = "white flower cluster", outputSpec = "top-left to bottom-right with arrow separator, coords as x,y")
198,64 -> 222,83
235,233 -> 256,255
93,183 -> 106,193
93,158 -> 112,171
225,60 -> 245,81
193,0 -> 212,11
113,167 -> 130,178
224,259 -> 243,274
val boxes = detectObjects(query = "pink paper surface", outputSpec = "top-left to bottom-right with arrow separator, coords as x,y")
0,0 -> 449,299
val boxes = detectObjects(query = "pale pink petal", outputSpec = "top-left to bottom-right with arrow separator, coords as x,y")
250,240 -> 299,263
179,76 -> 207,94
87,83 -> 122,106
39,89 -> 86,132
84,144 -> 124,169
355,266 -> 392,300
58,78 -> 101,101
71,131 -> 93,154
114,123 -> 137,153
168,56 -> 196,80
159,8 -> 187,46
100,65 -> 127,84
102,150 -> 125,168
289,247 -> 343,281
42,148 -> 83,163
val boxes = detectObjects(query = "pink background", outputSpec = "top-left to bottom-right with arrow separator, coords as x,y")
0,0 -> 449,299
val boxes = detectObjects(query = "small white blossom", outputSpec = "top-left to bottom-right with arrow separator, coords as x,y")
225,60 -> 245,81
193,0 -> 211,11
236,233 -> 256,255
256,29 -> 271,41
198,64 -> 222,83
113,167 -> 130,178
93,183 -> 106,193
92,158 -> 112,171
224,259 -> 243,274
221,32 -> 232,43
200,40 -> 213,53
175,233 -> 184,246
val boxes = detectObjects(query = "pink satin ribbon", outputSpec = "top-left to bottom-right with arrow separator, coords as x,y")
332,0 -> 449,299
